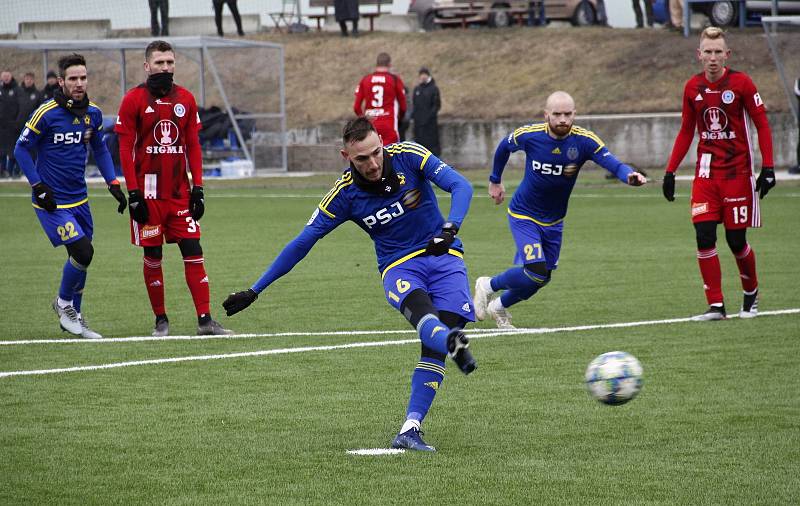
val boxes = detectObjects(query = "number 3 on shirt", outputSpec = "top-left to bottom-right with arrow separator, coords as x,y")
371,85 -> 384,107
524,243 -> 543,261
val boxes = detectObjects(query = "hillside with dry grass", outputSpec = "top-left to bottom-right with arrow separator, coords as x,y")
256,26 -> 790,128
1,27 -> 790,129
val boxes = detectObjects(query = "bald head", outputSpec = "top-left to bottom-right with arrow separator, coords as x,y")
544,91 -> 575,113
544,91 -> 576,138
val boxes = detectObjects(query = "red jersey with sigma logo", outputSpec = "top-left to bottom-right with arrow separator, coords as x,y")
353,71 -> 407,145
116,83 -> 203,199
667,68 -> 773,179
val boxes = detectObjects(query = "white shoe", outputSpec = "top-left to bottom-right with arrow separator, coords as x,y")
53,297 -> 82,335
487,299 -> 515,329
79,316 -> 103,339
739,291 -> 758,319
473,276 -> 495,321
691,305 -> 727,321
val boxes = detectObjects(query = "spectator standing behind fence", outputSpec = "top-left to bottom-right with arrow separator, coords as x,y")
527,1 -> 546,26
0,70 -> 20,178
42,71 -> 59,101
335,0 -> 359,37
632,0 -> 654,28
668,0 -> 683,31
18,73 -> 44,137
148,0 -> 169,36
213,0 -> 245,37
412,67 -> 441,156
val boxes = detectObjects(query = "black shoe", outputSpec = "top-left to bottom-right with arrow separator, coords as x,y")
691,304 -> 727,321
447,329 -> 476,375
153,315 -> 169,337
740,290 -> 758,319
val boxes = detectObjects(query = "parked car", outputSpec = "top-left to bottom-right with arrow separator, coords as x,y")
409,0 -> 599,31
653,0 -> 800,27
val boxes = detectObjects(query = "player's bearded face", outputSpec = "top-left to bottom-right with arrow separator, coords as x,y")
60,66 -> 88,102
344,132 -> 384,182
546,109 -> 574,137
145,50 -> 176,75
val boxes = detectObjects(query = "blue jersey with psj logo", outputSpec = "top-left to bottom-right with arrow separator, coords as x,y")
16,99 -> 107,204
250,142 -> 473,293
491,123 -> 634,225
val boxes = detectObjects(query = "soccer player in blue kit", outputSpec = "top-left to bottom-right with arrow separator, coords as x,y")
15,54 -> 127,338
473,91 -> 647,329
223,117 -> 476,452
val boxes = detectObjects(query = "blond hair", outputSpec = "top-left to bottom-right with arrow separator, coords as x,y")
700,26 -> 726,42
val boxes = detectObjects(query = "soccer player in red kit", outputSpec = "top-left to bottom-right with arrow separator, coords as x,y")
116,40 -> 232,337
663,27 -> 776,321
353,52 -> 407,146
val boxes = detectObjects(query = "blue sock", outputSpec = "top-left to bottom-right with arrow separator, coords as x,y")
417,314 -> 450,356
405,357 -> 446,424
72,271 -> 87,313
59,258 -> 85,303
494,266 -> 549,308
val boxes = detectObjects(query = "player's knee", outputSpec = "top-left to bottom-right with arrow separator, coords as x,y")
725,228 -> 747,253
523,262 -> 551,287
400,289 -> 438,328
143,246 -> 163,259
66,238 -> 93,269
179,238 -> 203,258
694,222 -> 717,250
420,344 -> 447,363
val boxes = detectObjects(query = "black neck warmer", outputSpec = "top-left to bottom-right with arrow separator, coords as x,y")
53,87 -> 89,117
351,151 -> 401,196
147,72 -> 174,98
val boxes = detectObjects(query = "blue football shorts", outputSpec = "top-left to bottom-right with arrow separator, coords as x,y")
382,252 -> 476,322
35,201 -> 94,247
508,213 -> 563,271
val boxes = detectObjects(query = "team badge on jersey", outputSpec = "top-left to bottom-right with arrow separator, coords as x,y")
84,115 -> 91,125
567,146 -> 579,161
721,90 -> 735,104
174,103 -> 186,118
401,189 -> 422,209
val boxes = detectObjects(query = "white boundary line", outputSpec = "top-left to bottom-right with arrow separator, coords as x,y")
1,309 -> 797,379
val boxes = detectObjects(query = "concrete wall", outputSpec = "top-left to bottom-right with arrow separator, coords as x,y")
286,112 -> 798,171
18,19 -> 111,39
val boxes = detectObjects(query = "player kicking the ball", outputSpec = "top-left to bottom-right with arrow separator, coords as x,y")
224,117 -> 476,452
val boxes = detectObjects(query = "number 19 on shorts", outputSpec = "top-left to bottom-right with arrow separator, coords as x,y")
732,205 -> 748,225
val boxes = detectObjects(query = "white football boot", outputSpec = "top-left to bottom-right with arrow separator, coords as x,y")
53,297 -> 82,335
78,316 -> 103,339
473,276 -> 495,321
486,298 -> 515,330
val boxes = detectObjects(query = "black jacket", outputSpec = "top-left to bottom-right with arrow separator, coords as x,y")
0,78 -> 21,148
42,83 -> 59,101
412,78 -> 441,126
334,0 -> 359,22
17,85 -> 44,131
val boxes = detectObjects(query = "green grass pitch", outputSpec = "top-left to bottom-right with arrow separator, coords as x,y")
1,172 -> 798,504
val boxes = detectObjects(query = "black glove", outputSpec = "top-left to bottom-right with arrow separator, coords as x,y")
223,288 -> 258,316
755,167 -> 775,200
662,172 -> 675,202
108,183 -> 127,214
128,190 -> 149,224
425,222 -> 459,256
190,186 -> 205,221
32,182 -> 57,212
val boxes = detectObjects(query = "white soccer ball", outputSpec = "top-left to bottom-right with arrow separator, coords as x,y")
585,351 -> 643,405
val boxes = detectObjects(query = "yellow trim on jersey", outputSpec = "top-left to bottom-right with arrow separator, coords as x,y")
89,101 -> 100,108
513,123 -> 547,144
25,101 -> 58,134
570,126 -> 605,152
317,172 -> 354,218
381,248 -> 464,280
385,142 -> 432,170
32,197 -> 89,210
507,208 -> 563,227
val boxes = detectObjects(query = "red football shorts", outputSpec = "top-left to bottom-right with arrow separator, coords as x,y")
690,175 -> 760,229
130,198 -> 201,246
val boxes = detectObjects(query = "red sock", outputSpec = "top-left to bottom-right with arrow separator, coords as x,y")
184,256 -> 210,316
143,256 -> 165,316
697,248 -> 723,305
734,243 -> 758,293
